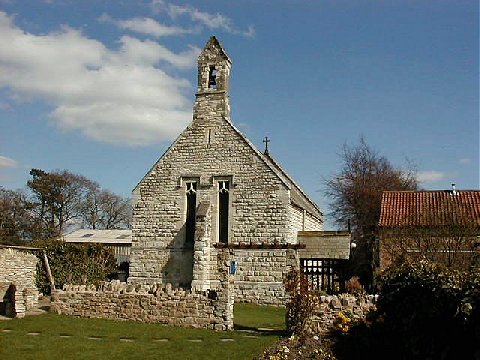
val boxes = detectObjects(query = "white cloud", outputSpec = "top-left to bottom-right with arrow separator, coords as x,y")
0,155 -> 18,168
152,0 -> 255,37
98,13 -> 195,38
0,12 -> 201,146
416,170 -> 447,183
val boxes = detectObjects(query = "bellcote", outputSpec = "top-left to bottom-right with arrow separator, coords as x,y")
197,36 -> 232,94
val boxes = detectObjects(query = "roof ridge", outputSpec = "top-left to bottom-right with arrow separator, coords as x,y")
224,120 -> 322,219
383,189 -> 480,193
224,119 -> 291,190
263,152 -> 323,217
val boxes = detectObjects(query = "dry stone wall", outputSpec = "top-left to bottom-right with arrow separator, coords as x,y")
52,249 -> 234,330
0,247 -> 40,317
301,294 -> 377,335
0,247 -> 39,290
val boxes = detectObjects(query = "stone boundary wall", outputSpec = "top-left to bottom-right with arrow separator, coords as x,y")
0,246 -> 40,317
303,294 -> 377,335
51,250 -> 234,330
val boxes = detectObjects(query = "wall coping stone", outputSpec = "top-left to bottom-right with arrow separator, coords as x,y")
214,243 -> 305,249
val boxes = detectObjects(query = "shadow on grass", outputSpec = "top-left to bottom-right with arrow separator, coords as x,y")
233,324 -> 287,337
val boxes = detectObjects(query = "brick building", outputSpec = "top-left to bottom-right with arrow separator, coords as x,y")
128,37 -> 327,304
378,188 -> 480,271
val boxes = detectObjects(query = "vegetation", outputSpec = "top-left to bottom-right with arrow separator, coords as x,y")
268,260 -> 480,359
335,259 -> 480,360
0,307 -> 281,360
0,168 -> 131,244
31,239 -> 116,295
256,334 -> 334,360
0,187 -> 33,245
258,268 -> 335,359
325,137 -> 417,288
283,267 -> 318,335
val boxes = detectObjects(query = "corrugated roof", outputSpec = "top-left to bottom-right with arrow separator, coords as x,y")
379,190 -> 480,227
63,229 -> 132,244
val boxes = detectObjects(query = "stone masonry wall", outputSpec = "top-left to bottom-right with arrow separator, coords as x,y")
298,232 -> 351,260
191,201 -> 213,291
129,38 -> 322,308
130,93 -> 291,286
233,248 -> 299,305
295,294 -> 377,335
288,204 -> 323,243
0,247 -> 40,317
52,249 -> 234,330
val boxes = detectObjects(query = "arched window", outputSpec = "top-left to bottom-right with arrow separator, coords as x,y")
218,180 -> 229,243
208,66 -> 217,89
185,182 -> 197,244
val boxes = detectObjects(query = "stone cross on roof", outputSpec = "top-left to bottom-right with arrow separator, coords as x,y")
263,136 -> 270,155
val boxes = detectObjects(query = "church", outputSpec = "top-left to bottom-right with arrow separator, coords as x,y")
128,37 -> 339,305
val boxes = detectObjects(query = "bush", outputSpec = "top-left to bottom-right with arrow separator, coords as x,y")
344,276 -> 365,295
32,239 -> 117,295
284,267 -> 320,335
335,259 -> 480,359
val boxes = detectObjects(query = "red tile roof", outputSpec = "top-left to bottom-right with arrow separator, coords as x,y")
379,190 -> 480,227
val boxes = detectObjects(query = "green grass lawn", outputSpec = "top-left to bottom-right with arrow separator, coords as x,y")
0,304 -> 285,360
234,303 -> 286,331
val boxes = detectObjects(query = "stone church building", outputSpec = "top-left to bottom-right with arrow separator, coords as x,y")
128,37 -> 326,304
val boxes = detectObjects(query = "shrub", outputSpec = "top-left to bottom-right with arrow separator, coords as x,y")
284,267 -> 319,335
344,276 -> 365,295
32,239 -> 117,295
334,258 -> 480,359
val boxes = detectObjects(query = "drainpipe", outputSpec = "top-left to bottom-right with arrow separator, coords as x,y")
302,209 -> 306,231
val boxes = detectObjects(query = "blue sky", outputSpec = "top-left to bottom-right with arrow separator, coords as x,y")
0,0 -> 478,227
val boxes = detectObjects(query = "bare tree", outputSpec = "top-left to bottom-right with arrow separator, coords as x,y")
80,188 -> 131,229
325,138 -> 418,287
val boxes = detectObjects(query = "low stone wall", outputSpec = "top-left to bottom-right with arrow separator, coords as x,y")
0,246 -> 40,317
303,294 -> 377,335
51,249 -> 234,330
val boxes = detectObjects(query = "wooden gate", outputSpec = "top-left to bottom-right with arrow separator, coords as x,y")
300,258 -> 344,294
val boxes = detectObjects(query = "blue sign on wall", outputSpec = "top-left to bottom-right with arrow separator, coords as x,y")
229,260 -> 237,275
